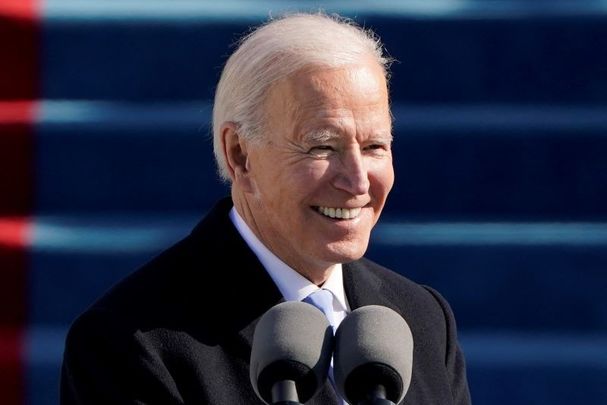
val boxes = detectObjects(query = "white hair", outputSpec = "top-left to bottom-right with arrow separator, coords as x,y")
212,12 -> 392,183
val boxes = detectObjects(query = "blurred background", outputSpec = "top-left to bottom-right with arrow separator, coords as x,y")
1,0 -> 607,404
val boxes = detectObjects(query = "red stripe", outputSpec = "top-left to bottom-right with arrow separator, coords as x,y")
0,0 -> 38,19
0,101 -> 36,124
0,216 -> 31,253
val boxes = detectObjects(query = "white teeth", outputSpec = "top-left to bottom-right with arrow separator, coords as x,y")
317,206 -> 362,219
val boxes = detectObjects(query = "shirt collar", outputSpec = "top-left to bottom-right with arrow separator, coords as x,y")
229,207 -> 348,311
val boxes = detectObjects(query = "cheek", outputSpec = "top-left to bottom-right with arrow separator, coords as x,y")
287,162 -> 333,196
260,166 -> 318,211
369,159 -> 395,198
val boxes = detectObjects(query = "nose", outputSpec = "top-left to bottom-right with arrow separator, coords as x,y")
332,148 -> 370,196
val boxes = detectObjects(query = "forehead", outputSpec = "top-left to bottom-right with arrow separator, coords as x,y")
289,62 -> 388,108
265,61 -> 391,139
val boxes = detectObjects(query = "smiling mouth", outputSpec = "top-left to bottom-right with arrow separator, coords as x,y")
316,206 -> 362,220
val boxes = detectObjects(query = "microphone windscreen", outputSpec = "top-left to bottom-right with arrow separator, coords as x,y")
250,301 -> 334,404
334,305 -> 413,405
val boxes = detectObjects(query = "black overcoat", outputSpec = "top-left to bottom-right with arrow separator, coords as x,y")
61,198 -> 471,404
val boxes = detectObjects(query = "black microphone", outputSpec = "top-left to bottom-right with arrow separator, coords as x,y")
334,305 -> 414,405
250,301 -> 334,404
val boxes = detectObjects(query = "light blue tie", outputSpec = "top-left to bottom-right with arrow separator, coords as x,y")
303,289 -> 347,404
303,289 -> 336,332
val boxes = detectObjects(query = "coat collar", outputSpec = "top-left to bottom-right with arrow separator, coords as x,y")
343,260 -> 394,310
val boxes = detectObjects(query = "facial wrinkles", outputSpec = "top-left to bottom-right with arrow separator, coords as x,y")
238,61 -> 393,277
291,79 -> 390,200
300,105 -> 388,152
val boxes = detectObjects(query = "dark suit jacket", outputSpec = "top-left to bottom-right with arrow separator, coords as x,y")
61,198 -> 471,404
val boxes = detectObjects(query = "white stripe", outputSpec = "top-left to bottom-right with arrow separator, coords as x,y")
31,214 -> 198,253
43,0 -> 607,21
374,222 -> 607,246
36,101 -> 607,133
28,215 -> 607,252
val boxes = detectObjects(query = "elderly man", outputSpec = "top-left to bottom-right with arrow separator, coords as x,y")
61,13 -> 471,405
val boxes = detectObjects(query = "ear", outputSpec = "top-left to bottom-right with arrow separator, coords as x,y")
221,122 -> 255,192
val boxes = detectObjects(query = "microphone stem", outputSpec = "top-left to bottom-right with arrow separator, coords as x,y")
370,384 -> 387,400
271,379 -> 301,404
358,384 -> 396,405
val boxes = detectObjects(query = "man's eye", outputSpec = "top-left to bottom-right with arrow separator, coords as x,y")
365,144 -> 389,152
309,145 -> 334,154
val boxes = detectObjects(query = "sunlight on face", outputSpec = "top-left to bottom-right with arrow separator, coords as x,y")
240,60 -> 394,280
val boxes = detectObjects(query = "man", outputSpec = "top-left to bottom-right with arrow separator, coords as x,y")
61,13 -> 471,404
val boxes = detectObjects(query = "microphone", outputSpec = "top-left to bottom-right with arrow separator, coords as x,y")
250,301 -> 334,404
334,305 -> 414,405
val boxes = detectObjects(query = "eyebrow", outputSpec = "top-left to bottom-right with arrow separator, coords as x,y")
302,129 -> 394,146
302,129 -> 340,144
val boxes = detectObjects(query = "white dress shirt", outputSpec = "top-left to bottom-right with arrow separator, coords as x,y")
229,207 -> 350,330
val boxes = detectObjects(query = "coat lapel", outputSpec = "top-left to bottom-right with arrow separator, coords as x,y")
343,260 -> 394,310
188,197 -> 284,351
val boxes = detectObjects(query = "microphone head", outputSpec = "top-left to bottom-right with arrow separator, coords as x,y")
250,301 -> 334,404
334,305 -> 414,405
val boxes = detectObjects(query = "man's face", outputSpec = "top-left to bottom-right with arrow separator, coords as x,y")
241,60 -> 394,279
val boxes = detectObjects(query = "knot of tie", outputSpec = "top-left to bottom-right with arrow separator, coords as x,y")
303,289 -> 335,332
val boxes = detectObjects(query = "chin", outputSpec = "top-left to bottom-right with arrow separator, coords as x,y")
321,240 -> 369,263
